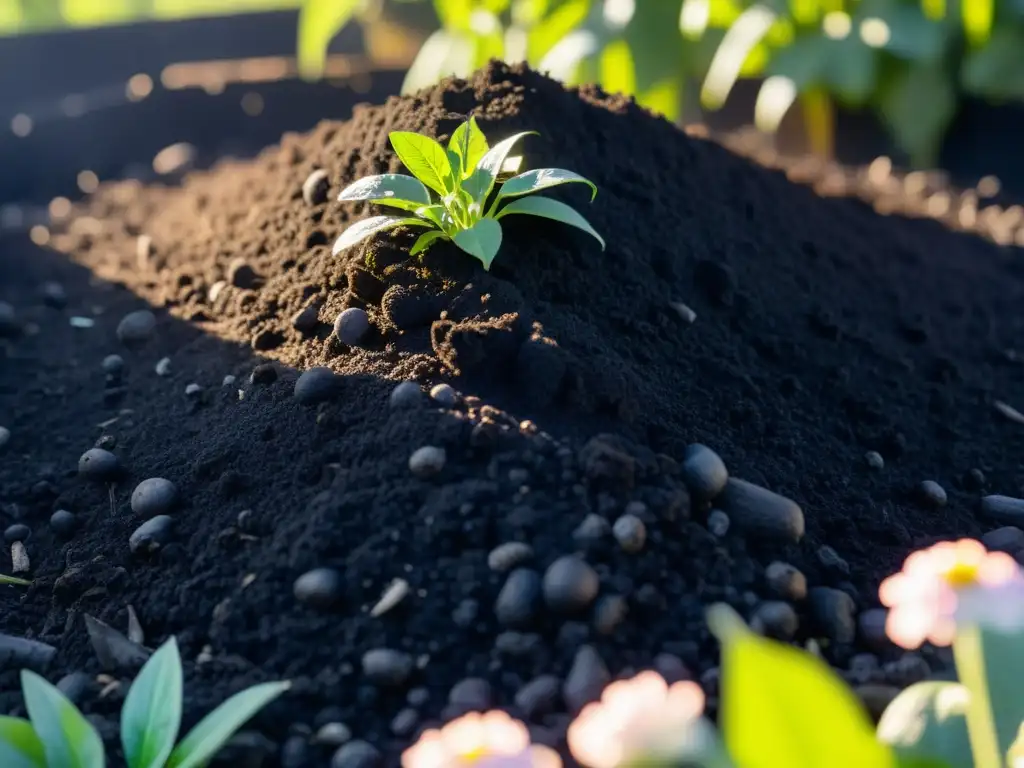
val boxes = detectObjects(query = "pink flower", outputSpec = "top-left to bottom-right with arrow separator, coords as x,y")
879,538 -> 1024,649
567,671 -> 706,768
401,710 -> 561,768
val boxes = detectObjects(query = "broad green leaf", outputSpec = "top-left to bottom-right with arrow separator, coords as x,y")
434,0 -> 473,31
496,196 -> 605,250
167,681 -> 291,768
332,216 -> 432,255
599,39 -> 636,96
877,59 -> 955,168
121,637 -> 183,768
708,604 -> 896,768
414,204 -> 450,231
701,4 -> 777,109
453,219 -> 504,270
389,132 -> 455,197
526,0 -> 590,61
21,670 -> 105,768
493,168 -> 598,212
448,118 -> 490,181
463,131 -> 538,206
878,5 -> 948,61
0,574 -> 30,586
823,38 -> 878,106
367,198 -> 434,215
961,27 -> 1024,100
765,35 -> 828,90
877,682 -> 972,768
962,0 -> 993,46
0,716 -> 46,768
338,174 -> 432,205
296,0 -> 362,80
411,230 -> 448,256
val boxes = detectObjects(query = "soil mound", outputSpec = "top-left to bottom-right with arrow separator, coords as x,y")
1,60 -> 1023,765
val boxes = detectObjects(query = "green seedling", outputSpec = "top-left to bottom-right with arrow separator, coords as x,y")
1,636 -> 289,768
332,117 -> 605,270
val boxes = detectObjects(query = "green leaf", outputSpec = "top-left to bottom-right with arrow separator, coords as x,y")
0,574 -> 31,586
701,4 -> 777,109
411,230 -> 449,256
765,36 -> 829,90
453,219 -> 504,270
599,39 -> 637,96
434,0 -> 473,31
962,0 -> 993,46
167,681 -> 291,768
961,27 -> 1024,100
296,0 -> 362,80
0,716 -> 46,768
463,131 -> 537,206
338,174 -> 432,205
877,682 -> 972,768
448,118 -> 490,182
526,0 -> 590,61
389,132 -> 455,197
823,38 -> 879,106
413,204 -> 451,232
877,60 -> 955,168
332,216 -> 433,255
495,196 -> 605,250
707,604 -> 896,768
493,168 -> 597,214
878,5 -> 948,61
21,670 -> 105,768
121,637 -> 183,768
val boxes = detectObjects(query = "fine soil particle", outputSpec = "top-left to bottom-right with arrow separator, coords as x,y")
2,60 -> 1024,764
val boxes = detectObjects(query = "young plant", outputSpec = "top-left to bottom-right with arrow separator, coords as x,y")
332,116 -> 604,271
0,636 -> 289,768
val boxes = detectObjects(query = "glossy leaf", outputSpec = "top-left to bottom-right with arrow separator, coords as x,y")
410,230 -> 448,256
389,132 -> 454,196
496,196 -> 605,250
366,198 -> 434,215
21,670 -> 105,768
296,0 -> 362,79
413,204 -> 450,231
121,637 -> 183,768
877,60 -> 955,168
463,131 -> 537,206
494,168 -> 598,211
448,118 -> 490,181
453,219 -> 504,270
332,216 -> 432,255
167,681 -> 291,768
0,716 -> 46,768
708,604 -> 896,768
338,174 -> 432,205
877,682 -> 972,768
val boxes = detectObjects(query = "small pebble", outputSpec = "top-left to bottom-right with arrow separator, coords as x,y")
448,677 -> 492,709
314,722 -> 353,746
281,736 -> 311,768
407,687 -> 430,708
56,672 -> 93,705
681,443 -> 728,500
918,480 -> 947,508
0,426 -> 9,450
562,645 -> 610,712
592,594 -> 628,635
208,281 -> 227,303
291,305 -> 321,334
116,309 -> 156,344
865,451 -> 884,470
40,281 -> 68,308
78,448 -> 121,481
764,561 -> 807,601
982,526 -> 1024,554
612,514 -> 646,553
251,363 -> 277,385
409,446 -> 445,478
707,509 -> 730,537
4,523 -> 29,543
495,568 -> 543,628
50,510 -> 78,539
390,708 -> 419,737
330,740 -> 380,768
293,568 -> 344,609
0,301 -> 18,336
130,478 -> 178,518
543,556 -> 599,614
102,355 -> 124,374
303,169 -> 331,206
129,516 -> 173,554
751,601 -> 799,640
572,513 -> 610,544
184,383 -> 202,398
69,316 -> 94,329
334,308 -> 370,346
362,648 -> 414,687
294,367 -> 341,405
222,375 -> 237,387
981,495 -> 1024,526
227,258 -> 259,289
487,542 -> 533,572
858,608 -> 890,651
809,587 -> 857,643
817,545 -> 850,576
154,357 -> 171,376
719,478 -> 804,543
429,383 -> 458,408
515,675 -> 561,719
389,381 -> 425,409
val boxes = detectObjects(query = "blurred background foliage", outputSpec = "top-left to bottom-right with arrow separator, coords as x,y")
3,0 -> 1023,167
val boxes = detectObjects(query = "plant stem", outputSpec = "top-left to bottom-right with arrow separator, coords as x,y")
800,88 -> 834,161
953,625 -> 1003,768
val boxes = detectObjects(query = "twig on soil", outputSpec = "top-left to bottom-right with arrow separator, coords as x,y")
995,400 -> 1024,426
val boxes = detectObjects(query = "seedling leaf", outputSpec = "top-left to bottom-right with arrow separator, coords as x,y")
0,716 -> 46,768
389,132 -> 454,196
463,131 -> 538,205
332,216 -> 431,255
453,219 -> 503,271
448,117 -> 490,181
338,174 -> 432,205
0,574 -> 31,586
413,204 -> 449,231
410,230 -> 448,256
496,196 -> 605,250
20,670 -> 105,768
494,168 -> 597,208
121,637 -> 183,768
167,681 -> 291,768
367,198 -> 434,215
